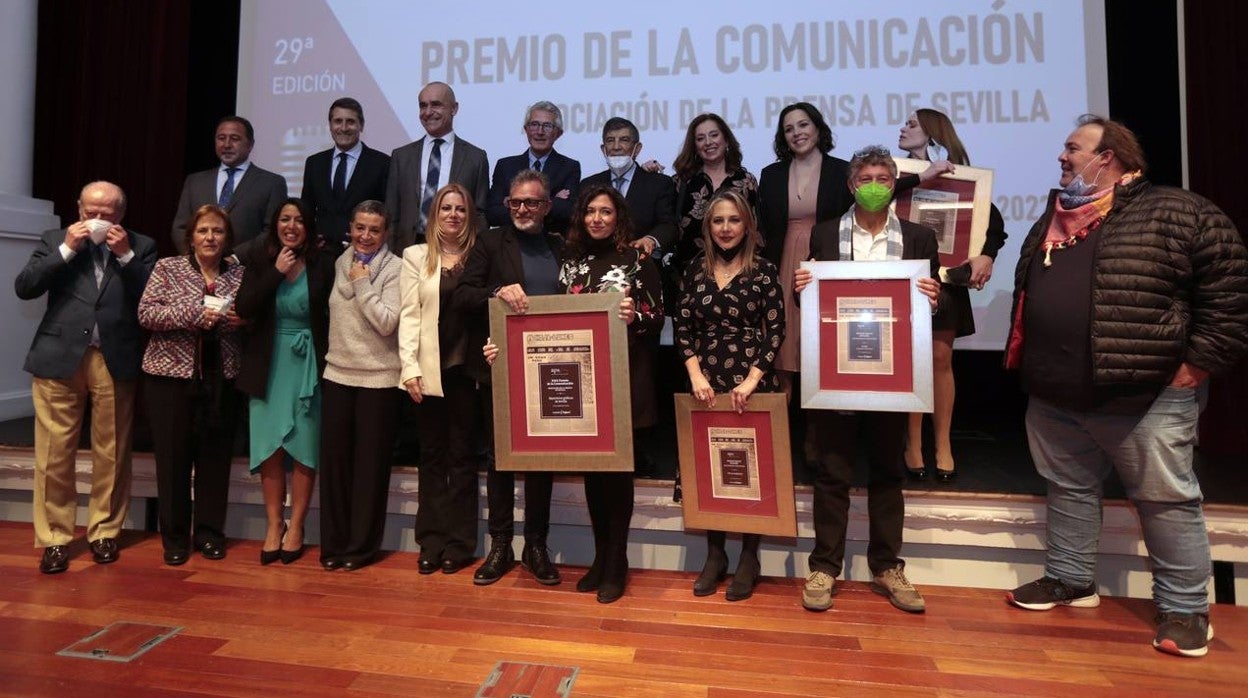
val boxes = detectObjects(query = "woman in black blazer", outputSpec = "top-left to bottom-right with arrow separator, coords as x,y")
235,197 -> 335,565
756,103 -> 854,472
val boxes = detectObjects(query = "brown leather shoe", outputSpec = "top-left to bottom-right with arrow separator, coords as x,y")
89,538 -> 119,564
40,545 -> 69,574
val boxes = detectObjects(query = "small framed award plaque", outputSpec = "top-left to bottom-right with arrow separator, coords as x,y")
674,393 -> 796,537
892,157 -> 994,282
798,259 -> 934,413
489,292 -> 633,471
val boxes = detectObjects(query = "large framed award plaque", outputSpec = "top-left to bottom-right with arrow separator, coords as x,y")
674,393 -> 796,537
798,260 -> 934,413
489,292 -> 632,472
892,157 -> 994,283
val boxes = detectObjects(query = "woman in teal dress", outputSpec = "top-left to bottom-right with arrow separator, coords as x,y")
236,198 -> 334,565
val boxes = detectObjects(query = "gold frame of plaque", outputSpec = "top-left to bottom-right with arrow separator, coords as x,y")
674,393 -> 796,537
489,292 -> 633,472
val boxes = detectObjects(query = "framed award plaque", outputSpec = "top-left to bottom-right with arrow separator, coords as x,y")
891,157 -> 994,282
798,260 -> 934,413
674,393 -> 796,537
489,292 -> 633,471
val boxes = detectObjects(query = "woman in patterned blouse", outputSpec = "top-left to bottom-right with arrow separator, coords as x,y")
673,190 -> 785,601
138,204 -> 246,566
558,183 -> 663,604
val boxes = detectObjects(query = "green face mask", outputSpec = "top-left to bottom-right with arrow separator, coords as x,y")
854,182 -> 893,212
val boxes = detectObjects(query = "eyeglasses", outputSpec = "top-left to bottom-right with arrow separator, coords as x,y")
851,144 -> 893,160
526,121 -> 557,133
505,198 -> 549,211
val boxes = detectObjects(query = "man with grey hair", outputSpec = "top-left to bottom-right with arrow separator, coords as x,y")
485,100 -> 581,233
386,81 -> 489,251
15,181 -> 157,574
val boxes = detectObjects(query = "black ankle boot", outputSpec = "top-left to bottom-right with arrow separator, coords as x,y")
726,534 -> 761,602
693,531 -> 728,596
473,537 -> 515,586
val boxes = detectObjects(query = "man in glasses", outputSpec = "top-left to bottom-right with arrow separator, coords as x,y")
386,81 -> 489,251
486,101 -> 581,234
452,169 -> 563,587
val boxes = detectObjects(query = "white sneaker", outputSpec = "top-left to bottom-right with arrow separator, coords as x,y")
802,570 -> 836,611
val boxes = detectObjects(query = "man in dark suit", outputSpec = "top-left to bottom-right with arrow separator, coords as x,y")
486,100 -> 581,234
385,81 -> 489,251
452,169 -> 562,588
301,97 -> 390,248
792,145 -> 941,615
171,115 -> 287,253
581,116 -> 677,256
15,181 -> 157,574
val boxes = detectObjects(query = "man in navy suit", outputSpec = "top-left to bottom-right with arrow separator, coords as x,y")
385,81 -> 489,251
301,98 -> 391,248
581,116 -> 677,256
171,116 -> 287,253
485,101 -> 581,234
15,181 -> 157,574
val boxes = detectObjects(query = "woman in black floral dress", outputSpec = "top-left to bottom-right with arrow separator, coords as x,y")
558,183 -> 663,604
674,190 -> 785,602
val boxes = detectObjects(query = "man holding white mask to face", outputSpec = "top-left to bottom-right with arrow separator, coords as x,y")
582,117 -> 677,258
15,181 -> 157,574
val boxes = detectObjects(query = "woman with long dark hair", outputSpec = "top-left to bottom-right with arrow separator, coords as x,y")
235,198 -> 334,565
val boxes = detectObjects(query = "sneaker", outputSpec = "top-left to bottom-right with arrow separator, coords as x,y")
871,566 -> 925,613
1153,612 -> 1214,658
802,570 -> 836,611
1007,577 -> 1100,611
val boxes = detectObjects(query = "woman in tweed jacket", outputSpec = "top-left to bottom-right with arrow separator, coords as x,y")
138,204 -> 245,566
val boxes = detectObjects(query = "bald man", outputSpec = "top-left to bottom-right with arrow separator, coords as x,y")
15,181 -> 157,574
385,81 -> 489,251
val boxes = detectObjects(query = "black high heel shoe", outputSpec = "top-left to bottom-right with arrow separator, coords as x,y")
280,525 -> 305,565
260,523 -> 286,566
936,468 -> 957,484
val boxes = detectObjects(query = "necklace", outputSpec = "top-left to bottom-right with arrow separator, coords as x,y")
791,155 -> 819,201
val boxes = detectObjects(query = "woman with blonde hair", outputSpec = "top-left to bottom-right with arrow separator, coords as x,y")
399,183 -> 484,574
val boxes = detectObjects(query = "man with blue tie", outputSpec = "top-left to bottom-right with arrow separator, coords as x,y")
301,98 -> 390,248
486,101 -> 581,234
16,181 -> 157,574
171,116 -> 287,253
385,81 -> 489,252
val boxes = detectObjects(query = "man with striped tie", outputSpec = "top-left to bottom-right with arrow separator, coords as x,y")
385,81 -> 489,252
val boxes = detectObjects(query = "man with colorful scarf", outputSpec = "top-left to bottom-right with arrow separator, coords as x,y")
793,145 -> 941,614
1004,114 -> 1248,658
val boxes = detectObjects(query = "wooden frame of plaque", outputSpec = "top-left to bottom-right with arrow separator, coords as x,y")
674,393 -> 796,537
489,292 -> 633,472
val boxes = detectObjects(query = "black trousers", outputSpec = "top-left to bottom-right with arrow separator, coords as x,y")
807,410 -> 907,577
413,368 -> 482,561
482,385 -> 553,541
318,379 -> 400,564
144,373 -> 241,552
584,472 -> 633,570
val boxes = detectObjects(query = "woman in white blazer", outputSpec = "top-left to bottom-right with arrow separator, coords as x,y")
399,183 -> 483,575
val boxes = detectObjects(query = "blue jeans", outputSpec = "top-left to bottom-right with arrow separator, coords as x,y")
1025,387 -> 1209,614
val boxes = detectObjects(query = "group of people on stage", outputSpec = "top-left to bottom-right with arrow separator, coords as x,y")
17,82 -> 1246,658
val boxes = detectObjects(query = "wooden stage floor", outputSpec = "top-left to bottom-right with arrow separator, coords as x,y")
0,521 -> 1244,697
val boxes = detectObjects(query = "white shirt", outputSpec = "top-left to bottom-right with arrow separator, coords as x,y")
851,218 -> 890,261
330,141 -> 364,188
215,160 -> 252,201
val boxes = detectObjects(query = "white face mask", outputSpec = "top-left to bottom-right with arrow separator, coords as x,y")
605,155 -> 633,177
925,141 -> 948,162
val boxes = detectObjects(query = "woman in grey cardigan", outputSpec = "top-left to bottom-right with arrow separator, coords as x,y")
318,200 -> 402,571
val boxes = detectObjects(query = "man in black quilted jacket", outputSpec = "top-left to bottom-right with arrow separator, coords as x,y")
1002,114 -> 1248,658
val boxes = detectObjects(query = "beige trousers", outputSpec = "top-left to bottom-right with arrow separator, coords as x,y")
31,347 -> 135,547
